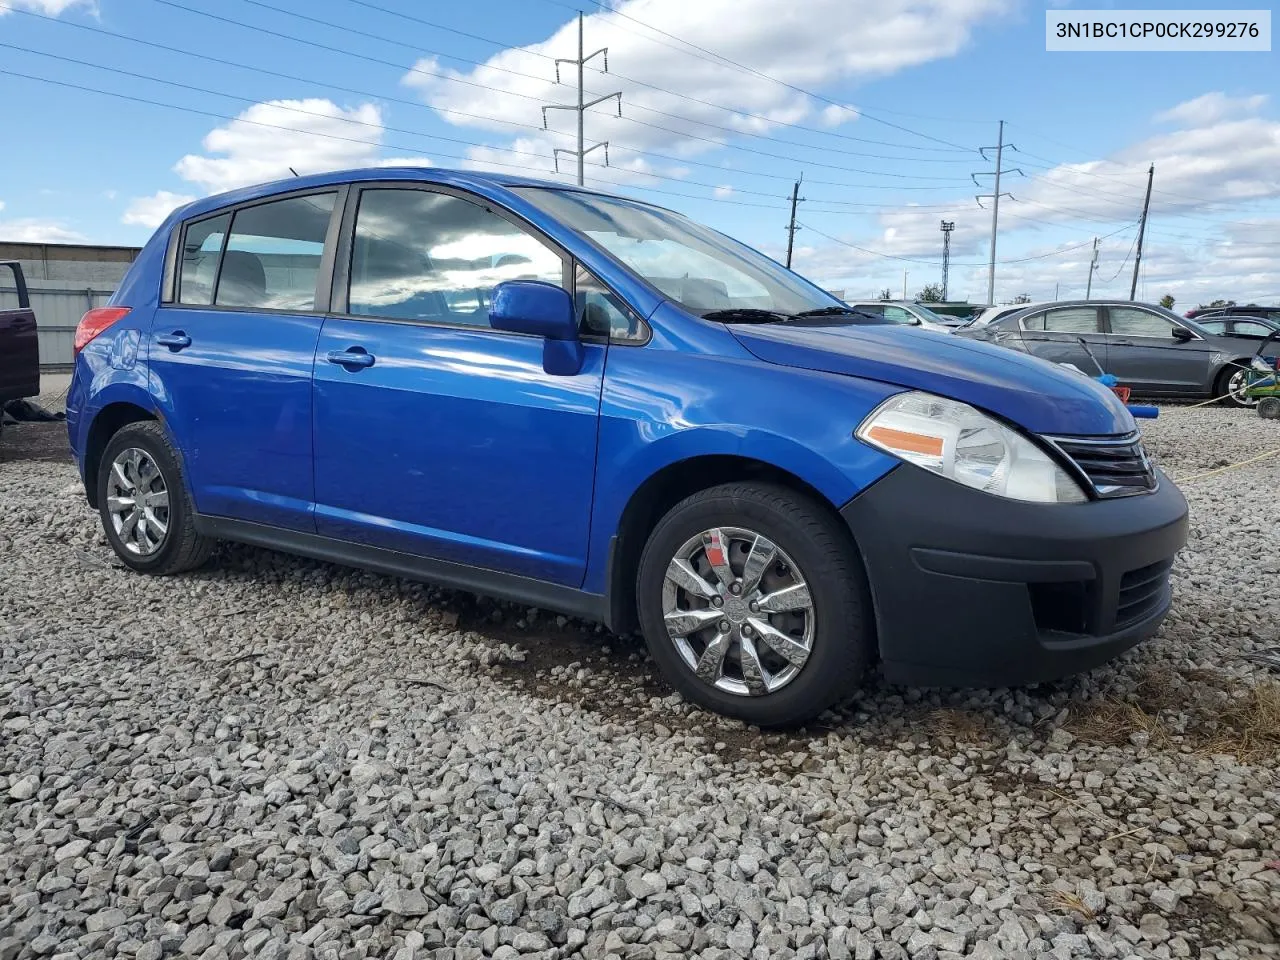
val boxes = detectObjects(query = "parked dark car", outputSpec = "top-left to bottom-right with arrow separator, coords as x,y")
0,261 -> 40,435
1185,303 -> 1280,324
958,299 -> 1280,407
67,168 -> 1188,725
1193,314 -> 1280,339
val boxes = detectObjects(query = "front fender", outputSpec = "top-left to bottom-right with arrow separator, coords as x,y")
584,347 -> 902,594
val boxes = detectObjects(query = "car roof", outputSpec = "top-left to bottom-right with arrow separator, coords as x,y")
170,166 -> 663,224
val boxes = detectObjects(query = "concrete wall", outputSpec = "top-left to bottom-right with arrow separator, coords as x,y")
0,242 -> 140,369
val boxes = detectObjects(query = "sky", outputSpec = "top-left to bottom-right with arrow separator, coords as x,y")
0,0 -> 1277,308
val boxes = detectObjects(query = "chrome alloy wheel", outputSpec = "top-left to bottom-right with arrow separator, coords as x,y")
1227,368 -> 1259,407
106,447 -> 171,556
661,527 -> 815,697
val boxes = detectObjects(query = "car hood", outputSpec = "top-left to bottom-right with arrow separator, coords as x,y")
729,322 -> 1134,436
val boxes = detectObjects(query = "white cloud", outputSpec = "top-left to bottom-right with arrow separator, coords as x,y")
1155,92 -> 1268,127
122,191 -> 196,228
410,0 -> 1010,182
374,157 -> 435,168
1004,101 -> 1280,228
713,185 -> 734,198
0,218 -> 85,243
0,199 -> 84,243
0,0 -> 95,15
173,99 -> 389,195
820,104 -> 859,128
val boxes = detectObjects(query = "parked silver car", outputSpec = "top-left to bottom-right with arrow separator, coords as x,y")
956,300 -> 1280,407
841,300 -> 961,332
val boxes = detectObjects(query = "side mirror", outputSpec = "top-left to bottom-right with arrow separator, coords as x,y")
489,280 -> 584,375
1171,326 -> 1194,342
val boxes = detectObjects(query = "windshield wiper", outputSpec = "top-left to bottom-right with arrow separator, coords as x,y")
791,306 -> 879,319
701,308 -> 793,323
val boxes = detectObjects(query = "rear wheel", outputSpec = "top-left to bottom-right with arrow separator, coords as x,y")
98,421 -> 213,575
636,482 -> 870,727
1258,396 -> 1280,419
1218,363 -> 1258,408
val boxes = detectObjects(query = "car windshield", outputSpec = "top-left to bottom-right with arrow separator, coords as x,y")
512,187 -> 842,318
910,303 -> 950,323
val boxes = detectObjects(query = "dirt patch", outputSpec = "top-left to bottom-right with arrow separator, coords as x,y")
0,421 -> 72,463
1066,665 -> 1280,762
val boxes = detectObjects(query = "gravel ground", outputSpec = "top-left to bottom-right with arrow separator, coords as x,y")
1,405 -> 1277,960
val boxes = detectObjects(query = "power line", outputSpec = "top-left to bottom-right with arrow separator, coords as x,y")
527,0 -> 983,148
146,0 -> 975,172
336,0 -> 982,153
796,220 -> 1137,267
0,9 -> 979,198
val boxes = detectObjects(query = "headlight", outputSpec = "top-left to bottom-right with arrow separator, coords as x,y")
856,391 -> 1087,503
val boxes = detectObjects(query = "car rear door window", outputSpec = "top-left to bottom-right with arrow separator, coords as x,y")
215,193 -> 338,311
348,188 -> 565,327
1108,306 -> 1179,337
1231,320 -> 1275,337
178,213 -> 230,306
882,306 -> 915,324
1043,306 -> 1101,333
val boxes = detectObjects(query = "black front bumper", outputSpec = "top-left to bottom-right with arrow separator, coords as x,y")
841,465 -> 1188,687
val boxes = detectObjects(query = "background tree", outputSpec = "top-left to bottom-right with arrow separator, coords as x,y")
1159,295 -> 1175,309
1012,293 -> 1032,304
879,288 -> 893,300
916,283 -> 944,303
1201,299 -> 1236,309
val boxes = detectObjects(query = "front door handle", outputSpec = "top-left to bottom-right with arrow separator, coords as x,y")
326,348 -> 375,369
156,331 -> 191,350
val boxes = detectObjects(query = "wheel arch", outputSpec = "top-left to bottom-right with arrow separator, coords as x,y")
82,402 -> 159,508
605,454 -> 865,635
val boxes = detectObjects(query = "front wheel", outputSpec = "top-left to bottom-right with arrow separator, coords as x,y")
636,483 -> 871,727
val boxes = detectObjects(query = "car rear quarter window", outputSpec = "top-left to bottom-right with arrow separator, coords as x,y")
178,213 -> 230,306
1108,306 -> 1175,337
575,265 -> 644,342
348,188 -> 565,328
214,193 -> 338,311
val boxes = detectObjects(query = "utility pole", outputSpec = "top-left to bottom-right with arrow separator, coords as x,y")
940,220 -> 955,300
1085,236 -> 1099,299
784,174 -> 805,269
973,120 -> 1022,305
902,268 -> 908,300
1129,163 -> 1154,301
542,12 -> 621,185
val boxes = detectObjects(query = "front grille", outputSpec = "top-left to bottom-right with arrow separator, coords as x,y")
1047,433 -> 1157,498
1116,558 -> 1174,628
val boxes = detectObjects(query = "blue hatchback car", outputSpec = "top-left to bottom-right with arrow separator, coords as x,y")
68,168 -> 1188,726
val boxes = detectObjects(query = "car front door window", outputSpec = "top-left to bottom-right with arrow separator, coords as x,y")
1108,306 -> 1180,339
348,189 -> 564,326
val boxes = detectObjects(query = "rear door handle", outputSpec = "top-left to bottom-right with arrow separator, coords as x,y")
326,348 -> 375,369
1111,340 -> 1134,346
156,331 -> 191,350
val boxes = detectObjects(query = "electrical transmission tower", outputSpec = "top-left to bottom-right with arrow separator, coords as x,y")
973,121 -> 1022,305
940,220 -> 955,300
542,12 -> 622,186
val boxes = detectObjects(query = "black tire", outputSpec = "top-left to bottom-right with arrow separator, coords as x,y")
1259,396 -> 1280,419
636,482 -> 871,727
97,420 -> 214,575
1217,363 -> 1257,409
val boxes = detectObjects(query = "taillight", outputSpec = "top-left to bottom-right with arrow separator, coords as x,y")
75,306 -> 131,353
